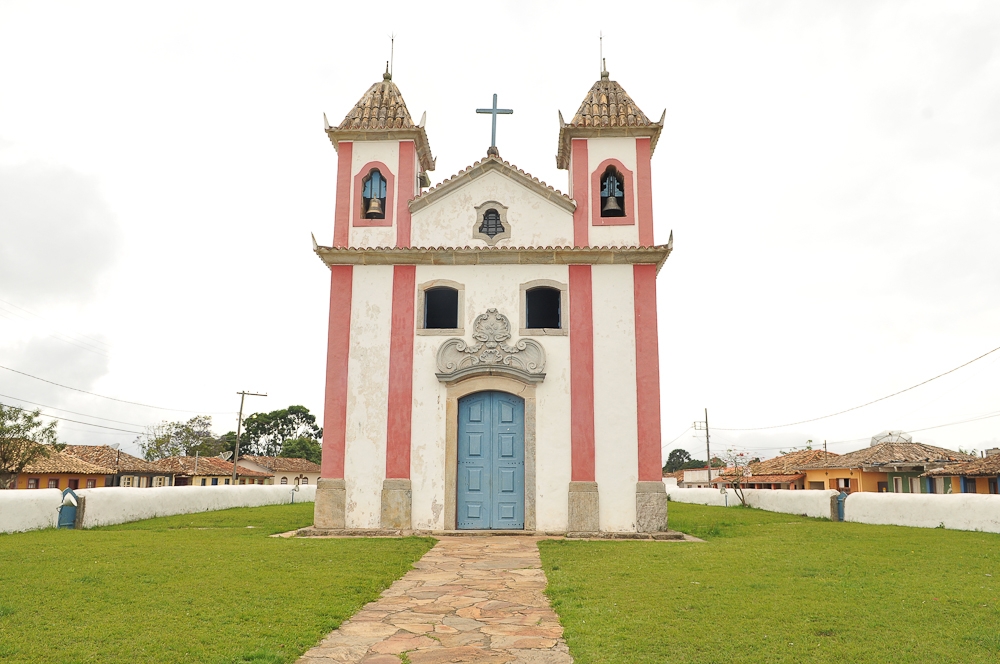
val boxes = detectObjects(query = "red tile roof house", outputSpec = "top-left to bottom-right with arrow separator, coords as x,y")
63,445 -> 172,488
12,447 -> 114,490
712,449 -> 840,490
237,456 -> 321,486
148,456 -> 272,487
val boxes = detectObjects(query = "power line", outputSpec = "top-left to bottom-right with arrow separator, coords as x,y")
0,391 -> 150,427
0,302 -> 112,358
0,401 -> 143,434
0,297 -> 112,349
713,343 -> 1000,431
0,364 -> 236,414
662,426 -> 692,450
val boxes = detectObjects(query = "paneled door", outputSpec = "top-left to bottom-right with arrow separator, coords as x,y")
456,391 -> 525,529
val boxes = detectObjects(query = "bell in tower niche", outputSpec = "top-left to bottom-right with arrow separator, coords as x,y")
602,195 -> 623,215
365,196 -> 384,219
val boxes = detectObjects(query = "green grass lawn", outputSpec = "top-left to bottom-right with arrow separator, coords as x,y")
0,503 -> 434,664
540,503 -> 1000,663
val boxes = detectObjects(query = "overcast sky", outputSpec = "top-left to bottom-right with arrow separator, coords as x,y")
1,0 -> 998,462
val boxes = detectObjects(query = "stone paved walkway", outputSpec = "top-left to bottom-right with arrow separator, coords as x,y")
297,537 -> 572,663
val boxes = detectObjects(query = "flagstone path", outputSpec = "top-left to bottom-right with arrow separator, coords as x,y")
297,536 -> 572,664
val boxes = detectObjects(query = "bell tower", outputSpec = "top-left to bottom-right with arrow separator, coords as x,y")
556,65 -> 663,248
325,70 -> 435,249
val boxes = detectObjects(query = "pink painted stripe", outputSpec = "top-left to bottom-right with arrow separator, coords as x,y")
569,264 -> 595,482
633,264 -> 663,481
321,265 -> 353,479
571,139 -> 589,247
396,141 -> 415,247
636,137 -> 654,247
333,142 -> 353,248
385,265 -> 416,479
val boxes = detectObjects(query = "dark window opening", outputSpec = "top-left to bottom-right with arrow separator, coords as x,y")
361,169 -> 387,219
479,208 -> 505,238
526,287 -> 561,329
599,166 -> 626,217
425,287 -> 459,329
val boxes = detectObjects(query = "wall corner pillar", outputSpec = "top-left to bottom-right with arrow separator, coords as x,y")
635,480 -> 667,532
314,478 -> 346,529
567,481 -> 600,533
380,478 -> 412,529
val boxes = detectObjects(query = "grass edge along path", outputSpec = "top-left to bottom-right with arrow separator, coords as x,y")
0,503 -> 434,664
539,502 -> 1000,664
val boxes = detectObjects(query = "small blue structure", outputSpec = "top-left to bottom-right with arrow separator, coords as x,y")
57,487 -> 79,529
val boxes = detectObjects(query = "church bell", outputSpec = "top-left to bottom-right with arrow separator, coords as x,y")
365,197 -> 384,218
602,195 -> 623,215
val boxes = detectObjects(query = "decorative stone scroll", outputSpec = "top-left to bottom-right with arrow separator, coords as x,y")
436,308 -> 545,384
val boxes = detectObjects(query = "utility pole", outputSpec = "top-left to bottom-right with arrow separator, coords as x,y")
232,391 -> 267,484
693,408 -> 712,487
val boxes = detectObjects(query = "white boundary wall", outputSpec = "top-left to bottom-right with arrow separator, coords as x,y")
844,492 -> 1000,533
0,485 -> 315,533
664,485 -> 838,518
0,489 -> 61,533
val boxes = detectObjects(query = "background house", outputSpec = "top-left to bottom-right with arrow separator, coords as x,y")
63,445 -> 172,487
13,448 -> 114,490
149,456 -> 272,486
237,456 -> 321,486
922,454 -> 1000,494
796,431 -> 973,492
712,449 -> 839,490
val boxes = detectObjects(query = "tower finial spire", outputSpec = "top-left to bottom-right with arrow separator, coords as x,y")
384,60 -> 391,81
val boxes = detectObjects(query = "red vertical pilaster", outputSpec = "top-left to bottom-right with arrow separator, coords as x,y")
385,264 -> 416,479
633,264 -> 663,481
571,139 -> 590,247
333,141 -> 353,248
321,265 -> 353,478
569,264 -> 596,482
396,141 -> 415,248
636,137 -> 654,247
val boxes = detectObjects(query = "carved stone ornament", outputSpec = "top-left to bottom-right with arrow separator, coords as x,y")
436,308 -> 545,384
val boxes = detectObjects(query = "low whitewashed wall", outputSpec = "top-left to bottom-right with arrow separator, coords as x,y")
844,492 -> 1000,533
664,484 -> 838,518
78,485 -> 316,528
0,489 -> 61,533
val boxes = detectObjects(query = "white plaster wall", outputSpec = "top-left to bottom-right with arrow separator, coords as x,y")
0,489 -> 60,533
409,264 -> 572,531
587,137 -> 640,247
350,141 -> 400,248
664,486 -> 839,519
592,265 -> 639,531
410,170 -> 574,248
845,493 -> 1000,533
345,266 -> 393,527
77,485 -> 316,528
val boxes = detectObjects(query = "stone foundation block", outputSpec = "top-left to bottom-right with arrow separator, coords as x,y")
635,481 -> 668,532
380,478 -> 412,530
567,481 -> 600,533
314,478 -> 346,529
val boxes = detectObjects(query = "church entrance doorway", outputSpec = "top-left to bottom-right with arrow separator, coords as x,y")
456,391 -> 525,530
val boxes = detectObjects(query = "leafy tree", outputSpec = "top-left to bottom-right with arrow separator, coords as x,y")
681,457 -> 724,470
279,437 -> 322,465
663,448 -> 692,473
137,415 -> 225,460
0,405 -> 59,489
719,449 -> 753,506
239,406 -> 322,457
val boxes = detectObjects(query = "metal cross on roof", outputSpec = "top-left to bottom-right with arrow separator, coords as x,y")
476,93 -> 513,148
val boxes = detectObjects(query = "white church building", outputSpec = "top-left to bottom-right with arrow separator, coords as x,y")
313,66 -> 672,533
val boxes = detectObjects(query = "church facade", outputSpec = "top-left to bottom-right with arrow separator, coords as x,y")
313,67 -> 672,533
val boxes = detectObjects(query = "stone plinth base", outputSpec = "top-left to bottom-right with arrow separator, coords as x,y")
314,478 -> 346,529
380,478 -> 412,529
567,481 -> 600,533
635,481 -> 668,532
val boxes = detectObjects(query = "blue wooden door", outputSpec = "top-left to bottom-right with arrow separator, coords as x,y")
457,391 -> 524,529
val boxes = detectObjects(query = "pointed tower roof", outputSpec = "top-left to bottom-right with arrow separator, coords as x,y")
556,68 -> 664,169
326,71 -> 435,172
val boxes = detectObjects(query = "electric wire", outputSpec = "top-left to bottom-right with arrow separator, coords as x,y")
0,391 -> 150,427
0,364 -> 237,414
712,343 -> 1000,431
0,303 -> 112,358
0,297 -> 112,349
0,401 -> 143,434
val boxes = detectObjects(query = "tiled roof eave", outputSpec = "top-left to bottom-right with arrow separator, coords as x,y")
313,244 -> 674,273
555,122 -> 663,170
326,127 -> 435,173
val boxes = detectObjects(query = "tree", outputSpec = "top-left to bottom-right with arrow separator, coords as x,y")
280,437 -> 322,465
239,406 -> 323,457
663,449 -> 692,473
136,415 -> 225,460
0,405 -> 59,489
721,449 -> 753,507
